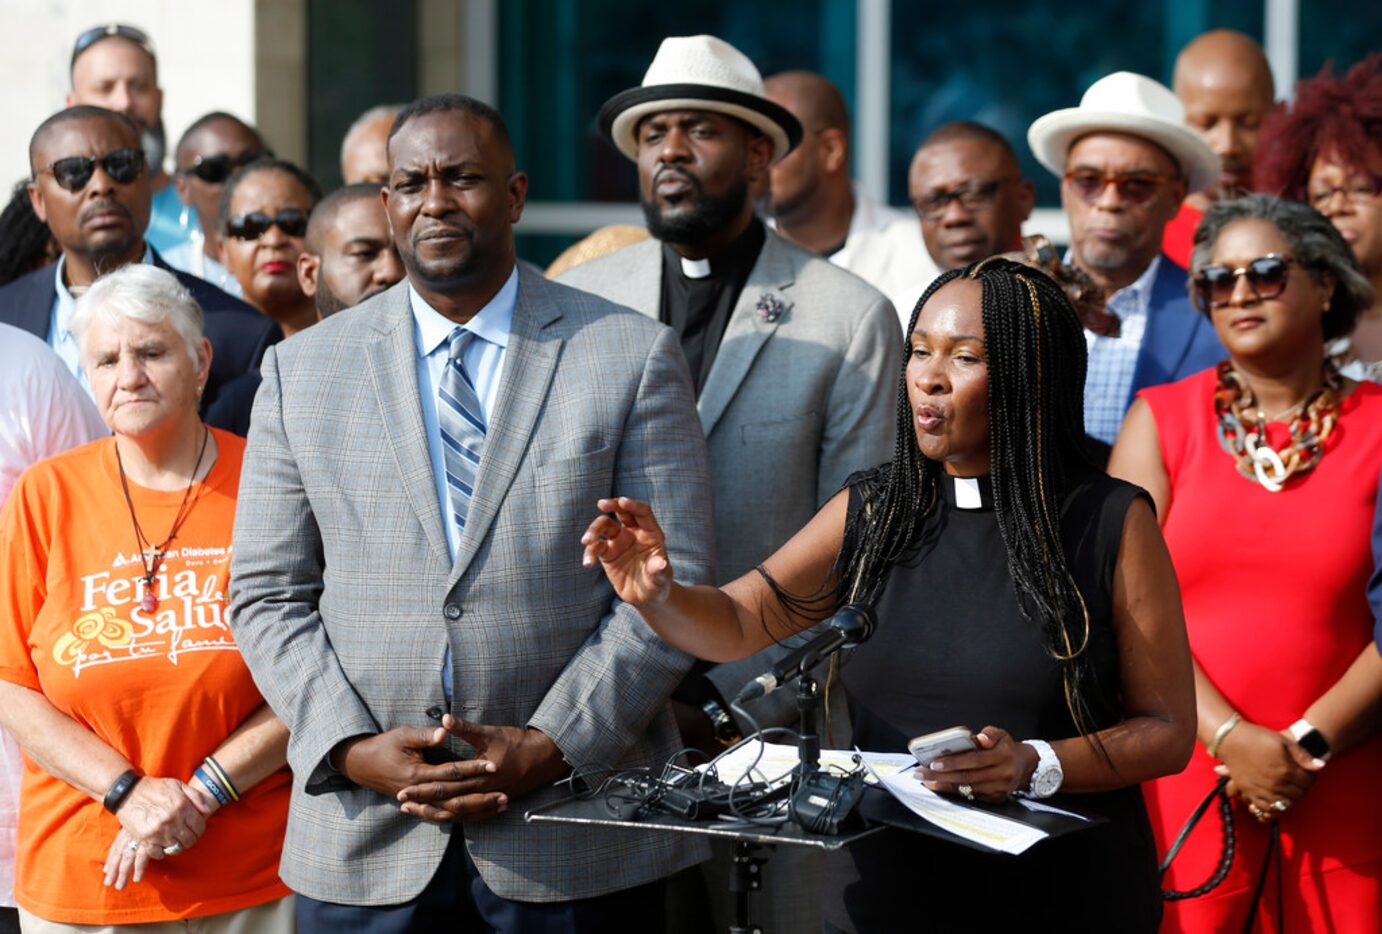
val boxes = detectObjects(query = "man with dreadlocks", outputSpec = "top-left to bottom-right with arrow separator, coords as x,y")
582,257 -> 1195,931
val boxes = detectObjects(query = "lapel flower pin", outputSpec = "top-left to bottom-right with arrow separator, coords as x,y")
756,291 -> 788,324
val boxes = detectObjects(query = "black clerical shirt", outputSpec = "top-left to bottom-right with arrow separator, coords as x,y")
658,219 -> 766,396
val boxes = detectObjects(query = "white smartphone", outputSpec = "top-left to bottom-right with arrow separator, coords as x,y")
907,726 -> 977,767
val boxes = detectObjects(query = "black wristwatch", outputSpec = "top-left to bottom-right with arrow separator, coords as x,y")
103,769 -> 142,814
701,698 -> 742,748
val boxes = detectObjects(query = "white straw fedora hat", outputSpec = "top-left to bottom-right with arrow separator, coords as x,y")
599,35 -> 802,163
1027,71 -> 1221,193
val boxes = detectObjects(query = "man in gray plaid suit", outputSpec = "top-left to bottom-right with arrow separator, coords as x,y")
229,94 -> 714,932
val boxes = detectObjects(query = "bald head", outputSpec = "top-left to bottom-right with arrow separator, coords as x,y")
762,71 -> 855,244
764,71 -> 849,136
340,104 -> 403,185
1174,29 -> 1275,196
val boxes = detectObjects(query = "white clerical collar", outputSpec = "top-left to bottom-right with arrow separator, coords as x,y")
680,256 -> 712,279
953,476 -> 985,510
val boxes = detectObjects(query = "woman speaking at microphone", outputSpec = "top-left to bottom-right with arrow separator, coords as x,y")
581,258 -> 1195,932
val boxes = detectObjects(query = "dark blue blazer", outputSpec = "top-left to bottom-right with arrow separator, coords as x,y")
1126,254 -> 1225,405
0,250 -> 279,433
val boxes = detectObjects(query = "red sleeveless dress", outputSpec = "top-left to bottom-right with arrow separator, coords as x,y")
1141,367 -> 1382,932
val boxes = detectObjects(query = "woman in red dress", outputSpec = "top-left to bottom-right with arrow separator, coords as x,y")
1111,194 -> 1382,931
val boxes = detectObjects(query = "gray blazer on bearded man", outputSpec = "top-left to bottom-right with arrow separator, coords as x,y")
559,231 -> 900,725
228,266 -> 714,905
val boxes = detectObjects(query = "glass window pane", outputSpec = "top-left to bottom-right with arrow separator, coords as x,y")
307,0 -> 419,190
499,0 -> 857,203
1298,9 -> 1382,83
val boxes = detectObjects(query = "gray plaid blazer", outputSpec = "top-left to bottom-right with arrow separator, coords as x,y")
559,231 -> 901,724
229,266 -> 714,904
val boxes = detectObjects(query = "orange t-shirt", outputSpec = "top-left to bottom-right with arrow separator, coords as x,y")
0,429 -> 291,924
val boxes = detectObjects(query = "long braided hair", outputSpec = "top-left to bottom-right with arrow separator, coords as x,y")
762,257 -> 1105,738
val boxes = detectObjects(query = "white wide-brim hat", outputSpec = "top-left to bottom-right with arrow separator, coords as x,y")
1027,71 -> 1221,193
599,35 -> 802,163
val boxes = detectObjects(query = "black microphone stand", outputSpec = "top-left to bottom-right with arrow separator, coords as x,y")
795,670 -> 822,778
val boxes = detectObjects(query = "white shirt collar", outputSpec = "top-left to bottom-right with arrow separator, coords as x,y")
410,265 -> 518,358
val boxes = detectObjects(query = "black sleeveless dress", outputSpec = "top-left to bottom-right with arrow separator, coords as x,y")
823,471 -> 1162,933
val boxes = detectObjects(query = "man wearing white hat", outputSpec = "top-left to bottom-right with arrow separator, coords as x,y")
558,34 -> 900,934
1029,71 -> 1226,445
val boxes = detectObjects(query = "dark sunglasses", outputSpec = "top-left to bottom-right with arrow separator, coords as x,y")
224,209 -> 309,240
913,177 -> 1017,221
38,148 -> 146,192
1192,254 -> 1295,312
180,150 -> 265,184
71,24 -> 155,68
1062,169 -> 1174,205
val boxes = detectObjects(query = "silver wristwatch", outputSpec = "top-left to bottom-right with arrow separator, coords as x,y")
1020,739 -> 1063,798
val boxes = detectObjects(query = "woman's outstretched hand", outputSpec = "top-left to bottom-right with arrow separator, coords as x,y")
581,497 -> 674,607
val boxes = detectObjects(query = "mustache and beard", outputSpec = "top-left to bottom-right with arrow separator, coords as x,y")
78,198 -> 140,274
640,166 -> 749,245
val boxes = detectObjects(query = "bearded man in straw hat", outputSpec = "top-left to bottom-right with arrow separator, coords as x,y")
557,34 -> 900,933
1028,71 -> 1226,445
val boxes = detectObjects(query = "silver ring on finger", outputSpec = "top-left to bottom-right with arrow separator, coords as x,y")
958,784 -> 974,801
1271,799 -> 1289,813
127,840 -> 140,852
163,842 -> 183,856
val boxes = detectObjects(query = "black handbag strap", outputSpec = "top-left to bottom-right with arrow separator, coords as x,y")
1240,822 -> 1283,934
1161,776 -> 1235,900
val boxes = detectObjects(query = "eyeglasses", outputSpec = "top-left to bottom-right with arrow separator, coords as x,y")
912,178 -> 1017,221
180,151 -> 264,185
37,148 -> 146,192
71,24 -> 156,68
224,209 -> 309,240
1062,169 -> 1176,205
1192,254 -> 1295,311
1307,175 -> 1382,210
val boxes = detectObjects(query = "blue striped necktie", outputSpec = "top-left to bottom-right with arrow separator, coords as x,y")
438,328 -> 486,536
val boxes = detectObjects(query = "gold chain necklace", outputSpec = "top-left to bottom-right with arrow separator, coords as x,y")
1213,362 -> 1341,492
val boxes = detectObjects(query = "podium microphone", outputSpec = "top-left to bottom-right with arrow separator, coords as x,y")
734,604 -> 876,703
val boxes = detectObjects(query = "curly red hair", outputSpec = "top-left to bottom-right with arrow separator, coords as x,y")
1254,54 -> 1382,200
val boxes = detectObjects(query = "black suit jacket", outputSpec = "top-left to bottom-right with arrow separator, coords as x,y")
0,249 -> 279,433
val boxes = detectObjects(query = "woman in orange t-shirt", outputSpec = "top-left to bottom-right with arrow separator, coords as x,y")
0,265 -> 292,932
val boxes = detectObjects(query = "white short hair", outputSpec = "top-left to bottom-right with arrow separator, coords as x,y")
69,264 -> 204,366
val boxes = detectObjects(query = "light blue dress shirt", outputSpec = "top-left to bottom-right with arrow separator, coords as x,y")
1079,254 -> 1160,445
48,246 -> 156,396
410,265 -> 518,702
